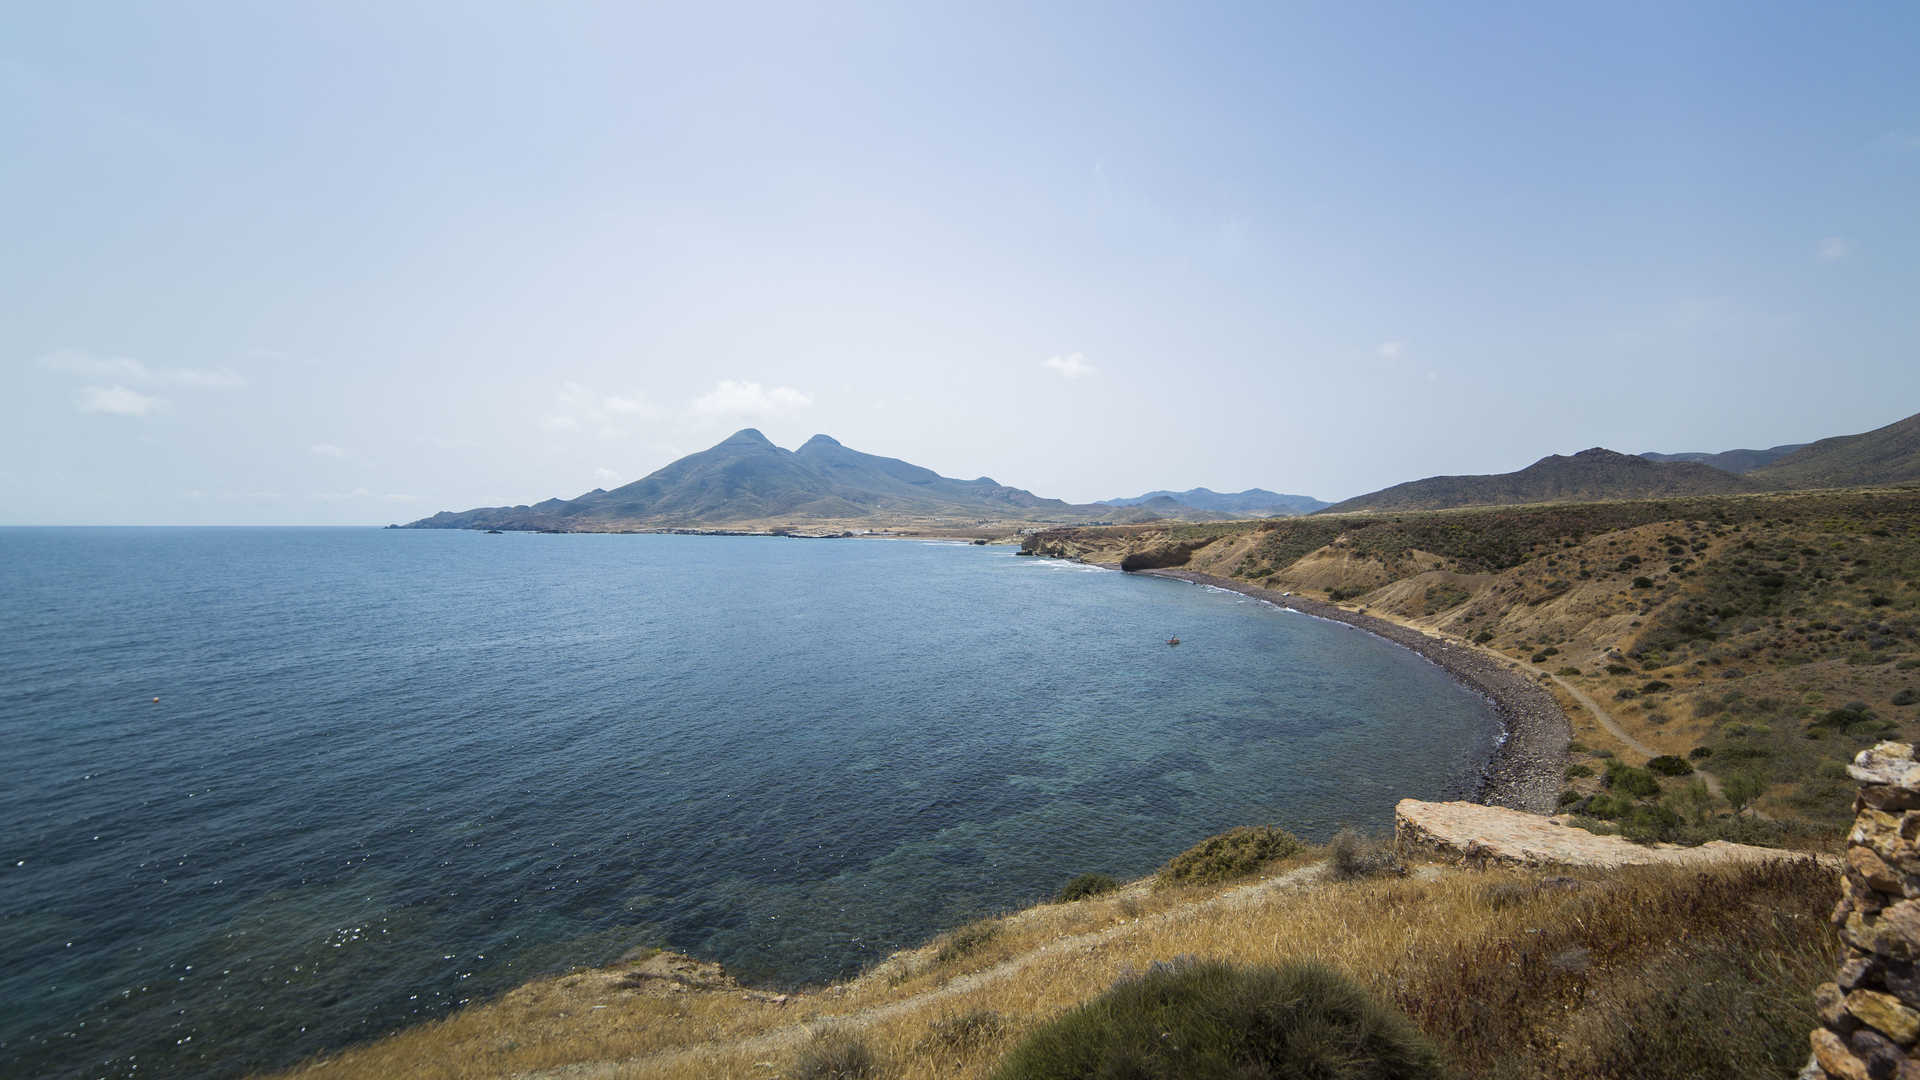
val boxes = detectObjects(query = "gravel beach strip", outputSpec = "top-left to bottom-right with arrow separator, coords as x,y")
1138,568 -> 1571,815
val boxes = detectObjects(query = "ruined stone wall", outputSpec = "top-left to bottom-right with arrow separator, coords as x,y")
1808,742 -> 1920,1080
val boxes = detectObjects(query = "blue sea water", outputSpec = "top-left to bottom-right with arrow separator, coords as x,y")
0,528 -> 1501,1078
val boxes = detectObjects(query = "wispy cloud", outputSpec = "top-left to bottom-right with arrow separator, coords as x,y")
541,381 -> 664,438
309,442 -> 349,459
77,385 -> 166,416
38,349 -> 245,388
1817,236 -> 1852,263
1043,353 -> 1095,379
1377,340 -> 1405,361
690,379 -> 814,418
1875,130 -> 1920,152
593,467 -> 622,486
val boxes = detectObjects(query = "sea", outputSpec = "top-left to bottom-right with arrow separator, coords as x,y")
0,528 -> 1502,1078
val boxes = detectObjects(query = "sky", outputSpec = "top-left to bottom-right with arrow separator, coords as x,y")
3,1 -> 1917,524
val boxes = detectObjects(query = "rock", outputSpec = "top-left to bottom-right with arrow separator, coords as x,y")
1855,847 -> 1908,896
1846,1026 -> 1905,1079
1882,961 -> 1920,999
1821,982 -> 1862,1034
1852,744 -> 1920,790
1394,799 -> 1838,870
1816,1027 -> 1874,1080
1842,957 -> 1884,992
1877,903 -> 1920,962
1861,785 -> 1920,812
1850,989 -> 1920,1045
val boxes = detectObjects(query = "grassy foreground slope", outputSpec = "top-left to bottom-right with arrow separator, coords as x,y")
1025,487 -> 1920,842
270,847 -> 1834,1080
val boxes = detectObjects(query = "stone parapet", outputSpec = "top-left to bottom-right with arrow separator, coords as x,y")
1806,742 -> 1920,1080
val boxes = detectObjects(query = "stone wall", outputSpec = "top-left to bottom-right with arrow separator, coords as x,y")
1808,742 -> 1920,1080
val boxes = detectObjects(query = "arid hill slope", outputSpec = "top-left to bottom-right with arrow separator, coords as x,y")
1321,447 -> 1762,514
1750,410 -> 1920,490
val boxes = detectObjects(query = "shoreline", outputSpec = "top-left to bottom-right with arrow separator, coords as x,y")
1137,568 -> 1570,815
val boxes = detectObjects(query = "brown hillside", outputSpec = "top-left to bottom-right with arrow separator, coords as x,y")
1323,447 -> 1760,514
1749,410 -> 1920,490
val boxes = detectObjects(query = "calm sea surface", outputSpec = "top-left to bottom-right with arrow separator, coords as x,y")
0,528 -> 1501,1078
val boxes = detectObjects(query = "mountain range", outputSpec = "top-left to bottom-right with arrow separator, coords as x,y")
1638,444 -> 1808,473
404,430 -> 1245,531
1319,448 -> 1764,514
1322,410 -> 1920,514
1100,488 -> 1329,516
404,411 -> 1920,531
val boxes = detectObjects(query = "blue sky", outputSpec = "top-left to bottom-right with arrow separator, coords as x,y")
4,1 -> 1916,523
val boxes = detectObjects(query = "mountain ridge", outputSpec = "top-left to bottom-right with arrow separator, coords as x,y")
403,431 -> 1222,531
1319,447 -> 1763,514
1101,487 -> 1329,516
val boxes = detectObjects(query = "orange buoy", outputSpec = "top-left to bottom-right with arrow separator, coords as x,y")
152,697 -> 160,703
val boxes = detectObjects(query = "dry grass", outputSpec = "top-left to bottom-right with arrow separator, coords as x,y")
265,853 -> 1836,1080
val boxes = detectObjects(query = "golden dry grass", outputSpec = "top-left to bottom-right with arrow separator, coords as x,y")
266,851 -> 1835,1080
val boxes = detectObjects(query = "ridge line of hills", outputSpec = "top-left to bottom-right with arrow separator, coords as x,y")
403,410 -> 1920,531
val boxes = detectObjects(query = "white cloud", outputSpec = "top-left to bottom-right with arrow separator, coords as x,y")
1817,236 -> 1852,263
1042,353 -> 1095,379
38,349 -> 244,387
690,379 -> 814,418
77,385 -> 166,416
309,442 -> 348,459
1377,340 -> 1405,361
593,467 -> 622,486
542,381 -> 663,437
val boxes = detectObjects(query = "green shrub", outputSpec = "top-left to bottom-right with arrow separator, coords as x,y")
1894,689 -> 1917,707
1688,746 -> 1713,760
1605,663 -> 1633,675
1558,789 -> 1582,807
790,1028 -> 878,1080
1566,763 -> 1595,779
1603,761 -> 1661,798
990,958 -> 1445,1080
1056,873 -> 1120,903
1160,826 -> 1302,887
1633,576 -> 1655,589
1473,630 -> 1495,644
1584,793 -> 1635,820
1646,755 -> 1694,777
1327,827 -> 1403,881
1723,772 -> 1769,813
1557,666 -> 1582,676
1640,680 -> 1672,694
1620,804 -> 1684,844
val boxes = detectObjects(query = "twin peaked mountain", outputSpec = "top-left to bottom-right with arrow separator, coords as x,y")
405,429 -> 1175,531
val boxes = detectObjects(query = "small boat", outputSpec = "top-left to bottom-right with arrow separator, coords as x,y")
1167,637 -> 1181,647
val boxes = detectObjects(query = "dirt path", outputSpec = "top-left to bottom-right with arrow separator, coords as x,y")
1499,655 -> 1725,799
519,864 -> 1333,1079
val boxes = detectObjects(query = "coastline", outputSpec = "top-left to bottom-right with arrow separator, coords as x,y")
1137,568 -> 1570,815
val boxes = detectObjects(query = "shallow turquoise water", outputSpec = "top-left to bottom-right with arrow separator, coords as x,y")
0,529 -> 1499,1078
